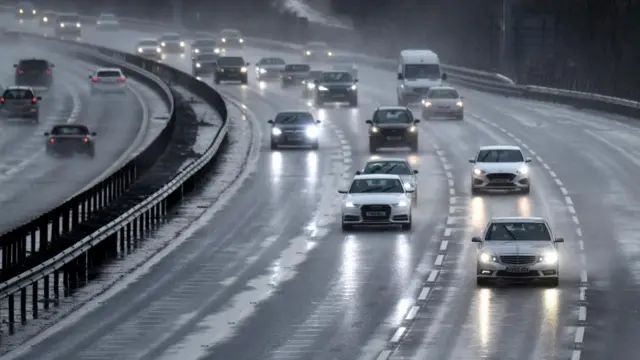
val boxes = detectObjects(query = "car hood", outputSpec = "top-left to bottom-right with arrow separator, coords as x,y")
482,241 -> 555,255
474,162 -> 525,173
345,193 -> 408,205
259,64 -> 286,70
403,78 -> 443,87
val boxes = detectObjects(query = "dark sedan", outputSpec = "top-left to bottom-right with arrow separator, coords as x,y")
45,124 -> 96,158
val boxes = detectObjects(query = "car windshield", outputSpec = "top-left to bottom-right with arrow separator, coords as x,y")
428,89 -> 459,99
373,109 -> 412,124
274,112 -> 315,125
193,39 -> 216,47
58,15 -> 79,22
51,126 -> 88,135
221,30 -> 240,37
307,42 -> 327,49
308,71 -> 323,79
99,14 -> 116,20
476,149 -> 524,163
3,89 -> 34,99
404,64 -> 440,79
321,72 -> 352,83
260,58 -> 285,65
349,178 -> 405,193
139,40 -> 158,46
197,54 -> 217,62
19,59 -> 48,70
217,57 -> 244,66
161,34 -> 180,41
285,64 -> 310,72
363,161 -> 412,175
485,222 -> 551,241
97,70 -> 121,77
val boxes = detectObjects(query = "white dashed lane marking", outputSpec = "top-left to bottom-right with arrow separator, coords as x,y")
473,114 -> 588,360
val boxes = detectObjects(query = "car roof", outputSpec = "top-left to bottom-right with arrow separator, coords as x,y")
5,85 -> 33,91
353,174 -> 402,180
139,38 -> 158,43
96,68 -> 122,72
400,49 -> 439,63
376,106 -> 409,111
479,145 -> 522,151
429,86 -> 457,91
489,217 -> 546,223
365,157 -> 410,164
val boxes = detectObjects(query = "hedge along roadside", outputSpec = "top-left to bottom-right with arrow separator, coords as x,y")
0,31 -> 228,337
0,30 -> 175,280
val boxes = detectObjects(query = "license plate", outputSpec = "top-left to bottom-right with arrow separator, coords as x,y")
333,94 -> 345,98
492,179 -> 510,183
366,211 -> 386,216
386,136 -> 401,140
506,267 -> 529,273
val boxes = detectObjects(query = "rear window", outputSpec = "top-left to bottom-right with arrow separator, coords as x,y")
3,89 -> 34,99
285,64 -> 310,72
221,30 -> 240,37
97,70 -> 122,77
217,57 -> 245,66
19,59 -> 48,70
51,126 -> 88,135
193,39 -> 216,46
58,15 -> 79,22
139,40 -> 157,46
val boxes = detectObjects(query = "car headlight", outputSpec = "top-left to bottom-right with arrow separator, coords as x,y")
76,22 -> 81,27
473,168 -> 485,176
19,9 -> 23,14
518,166 -> 529,175
370,127 -> 379,133
307,83 -> 315,90
43,16 -> 48,22
156,47 -> 161,53
393,200 -> 409,207
240,67 -> 247,73
194,48 -> 199,53
409,126 -> 417,132
180,41 -> 185,47
259,68 -> 266,74
328,51 -> 333,56
403,182 -> 413,191
305,126 -> 319,138
137,47 -> 143,53
271,128 -> 282,136
239,38 -> 244,43
161,42 -> 166,46
60,23 -> 64,27
456,100 -> 464,107
32,9 -> 36,14
539,251 -> 558,264
479,252 -> 497,263
196,63 -> 201,68
305,50 -> 311,55
345,201 -> 358,208
221,38 -> 226,42
214,48 -> 220,53
423,101 -> 432,107
318,86 -> 328,91
350,84 -> 357,90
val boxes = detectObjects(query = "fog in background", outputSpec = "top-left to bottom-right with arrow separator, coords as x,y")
18,0 -> 640,99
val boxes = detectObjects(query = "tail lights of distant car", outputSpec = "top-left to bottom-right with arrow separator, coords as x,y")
46,68 -> 53,75
118,77 -> 126,82
16,69 -> 24,75
0,98 -> 4,103
83,137 -> 89,143
32,97 -> 37,104
92,77 -> 100,82
49,138 -> 55,143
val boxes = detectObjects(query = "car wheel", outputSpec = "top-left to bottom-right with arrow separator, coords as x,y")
410,140 -> 419,152
241,78 -> 248,85
402,221 -> 412,231
476,277 -> 490,287
214,78 -> 220,85
456,114 -> 464,120
522,186 -> 531,194
341,222 -> 352,231
471,186 -> 481,195
310,141 -> 319,150
270,141 -> 278,150
350,98 -> 358,107
315,99 -> 324,107
546,277 -> 559,287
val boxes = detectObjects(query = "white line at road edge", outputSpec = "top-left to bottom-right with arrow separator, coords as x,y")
472,114 -> 588,360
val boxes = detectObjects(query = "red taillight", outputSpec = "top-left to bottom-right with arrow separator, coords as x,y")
0,98 -> 4,103
31,97 -> 37,104
118,77 -> 126,82
17,69 -> 24,75
46,69 -> 52,75
92,77 -> 100,82
83,137 -> 89,143
49,138 -> 55,143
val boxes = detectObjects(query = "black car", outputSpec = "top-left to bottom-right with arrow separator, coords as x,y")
191,38 -> 219,59
302,70 -> 323,98
281,64 -> 310,88
192,53 -> 218,76
40,11 -> 56,27
45,124 -> 96,158
14,59 -> 54,89
366,106 -> 420,152
214,56 -> 249,84
16,1 -> 36,20
55,14 -> 82,38
314,71 -> 358,107
268,111 -> 320,150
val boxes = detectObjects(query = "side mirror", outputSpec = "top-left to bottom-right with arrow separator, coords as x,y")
36,96 -> 41,100
354,79 -> 358,83
413,170 -> 419,174
413,119 -> 420,124
441,73 -> 448,81
338,189 -> 347,194
525,158 -> 532,163
355,170 -> 362,175
365,120 -> 373,125
13,64 -> 17,68
315,120 -> 321,124
471,236 -> 482,243
88,75 -> 92,79
468,158 -> 476,163
554,237 -> 564,243
91,132 -> 97,136
267,119 -> 274,124
44,132 -> 49,136
397,73 -> 403,80
246,62 -> 250,65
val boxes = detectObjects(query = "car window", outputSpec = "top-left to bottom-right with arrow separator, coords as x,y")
349,178 -> 404,193
428,89 -> 459,99
97,70 -> 122,77
321,72 -> 352,83
193,39 -> 216,46
259,58 -> 285,65
19,59 -> 48,70
373,110 -> 412,124
363,161 -> 412,175
274,112 -> 315,124
3,89 -> 34,99
476,149 -> 524,163
485,222 -> 551,241
285,64 -> 310,72
161,34 -> 180,41
58,15 -> 79,22
51,126 -> 88,135
404,64 -> 440,79
139,40 -> 158,46
217,57 -> 244,66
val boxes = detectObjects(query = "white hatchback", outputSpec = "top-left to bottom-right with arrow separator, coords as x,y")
89,68 -> 126,94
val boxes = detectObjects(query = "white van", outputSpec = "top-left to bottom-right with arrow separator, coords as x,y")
396,50 -> 447,105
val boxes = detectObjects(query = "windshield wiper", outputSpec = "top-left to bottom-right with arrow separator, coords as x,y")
384,164 -> 398,174
501,225 -> 518,241
478,151 -> 492,163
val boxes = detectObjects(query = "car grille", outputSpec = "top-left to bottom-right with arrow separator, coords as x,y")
499,255 -> 538,265
326,87 -> 348,93
486,173 -> 516,181
380,128 -> 408,136
361,204 -> 391,221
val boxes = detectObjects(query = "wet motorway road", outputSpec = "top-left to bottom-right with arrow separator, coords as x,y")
6,21 -> 640,360
0,24 -> 164,234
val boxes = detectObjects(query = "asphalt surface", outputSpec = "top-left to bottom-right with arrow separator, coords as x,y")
0,22 -> 159,235
7,20 -> 640,360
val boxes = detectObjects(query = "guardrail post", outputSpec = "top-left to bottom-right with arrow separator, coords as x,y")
61,209 -> 70,234
20,287 -> 26,324
43,275 -> 50,310
63,264 -> 71,297
118,228 -> 125,252
53,270 -> 60,305
39,221 -> 48,252
8,294 -> 14,334
32,282 -> 38,319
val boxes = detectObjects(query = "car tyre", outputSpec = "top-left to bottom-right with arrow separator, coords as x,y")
476,277 -> 490,287
402,221 -> 412,231
368,139 -> 377,153
349,98 -> 358,107
547,277 -> 559,287
214,77 -> 220,85
270,141 -> 278,150
341,222 -> 352,231
410,140 -> 419,152
471,186 -> 481,195
522,186 -> 531,194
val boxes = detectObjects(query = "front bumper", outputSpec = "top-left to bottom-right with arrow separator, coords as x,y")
423,106 -> 463,117
216,71 -> 247,81
257,71 -> 281,80
342,205 -> 411,225
370,131 -> 418,146
317,90 -> 357,102
271,132 -> 317,145
477,260 -> 558,280
472,172 -> 529,191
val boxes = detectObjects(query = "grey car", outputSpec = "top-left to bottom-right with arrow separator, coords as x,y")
421,86 -> 464,120
0,86 -> 40,122
255,57 -> 286,81
314,71 -> 358,107
268,111 -> 320,150
281,64 -> 311,88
